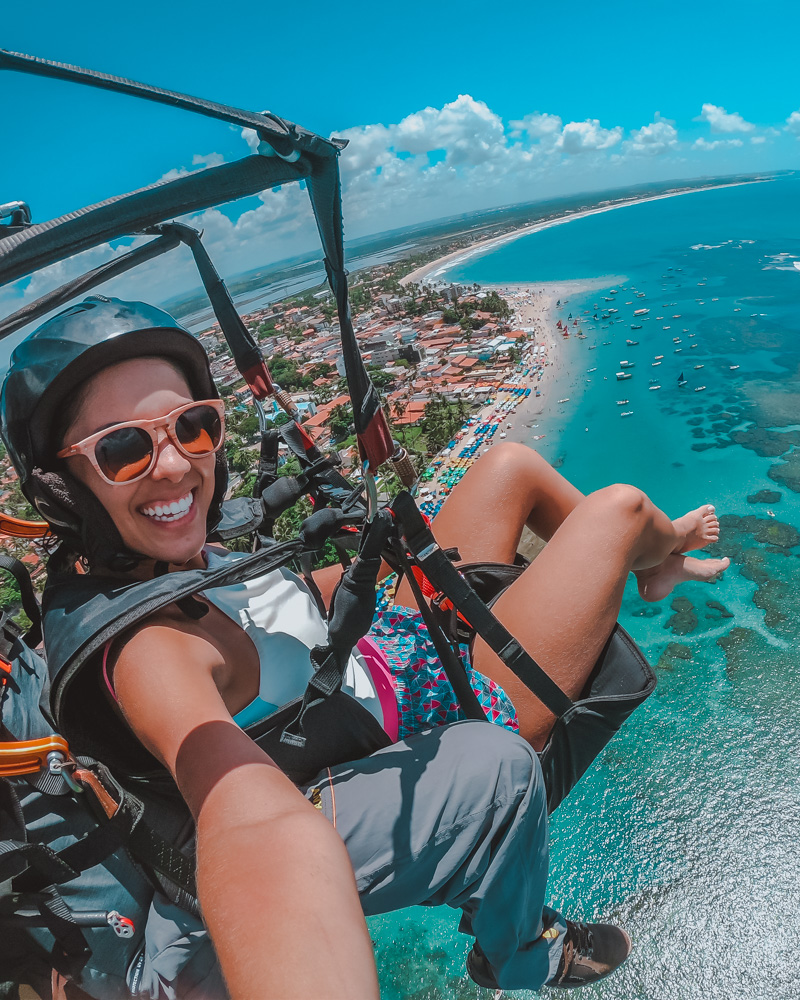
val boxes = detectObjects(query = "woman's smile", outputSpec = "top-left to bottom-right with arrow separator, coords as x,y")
139,488 -> 196,523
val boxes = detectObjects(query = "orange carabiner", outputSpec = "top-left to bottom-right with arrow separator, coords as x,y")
0,735 -> 72,777
0,512 -> 49,538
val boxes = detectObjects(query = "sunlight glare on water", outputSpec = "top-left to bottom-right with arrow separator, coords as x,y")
371,177 -> 800,1000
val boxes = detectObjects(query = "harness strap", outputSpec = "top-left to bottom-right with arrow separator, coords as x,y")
281,510 -> 394,747
0,555 -> 42,648
391,540 -> 486,722
392,491 -> 574,719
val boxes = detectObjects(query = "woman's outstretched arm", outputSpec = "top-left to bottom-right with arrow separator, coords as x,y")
113,623 -> 379,1000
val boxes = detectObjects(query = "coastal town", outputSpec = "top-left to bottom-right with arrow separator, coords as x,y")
0,258 -> 554,599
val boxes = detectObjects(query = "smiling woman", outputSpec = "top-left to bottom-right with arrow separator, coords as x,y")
1,292 -> 680,998
58,361 -> 222,570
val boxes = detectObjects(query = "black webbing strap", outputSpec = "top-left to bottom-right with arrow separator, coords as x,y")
392,492 -> 574,719
306,164 -> 394,469
255,428 -> 281,499
171,224 -> 273,396
5,777 -> 197,899
0,231 -> 181,341
281,510 -> 393,747
0,555 -> 42,649
390,540 -> 486,722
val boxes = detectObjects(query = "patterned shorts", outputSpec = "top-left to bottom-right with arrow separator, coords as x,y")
368,605 -> 519,740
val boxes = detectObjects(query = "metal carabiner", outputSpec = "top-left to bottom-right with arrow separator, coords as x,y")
47,750 -> 84,795
362,460 -> 379,523
254,396 -> 270,435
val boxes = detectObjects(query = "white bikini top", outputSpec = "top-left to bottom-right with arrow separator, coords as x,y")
201,549 -> 384,730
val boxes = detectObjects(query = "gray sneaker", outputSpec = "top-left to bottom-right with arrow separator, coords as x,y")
548,920 -> 632,989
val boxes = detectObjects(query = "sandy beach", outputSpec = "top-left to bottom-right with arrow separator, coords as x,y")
414,274 -> 618,562
400,179 -> 768,289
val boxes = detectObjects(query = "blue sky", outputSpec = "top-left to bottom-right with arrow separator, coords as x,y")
2,0 -> 799,309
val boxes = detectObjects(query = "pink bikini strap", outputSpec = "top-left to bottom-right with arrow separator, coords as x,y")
101,641 -> 119,702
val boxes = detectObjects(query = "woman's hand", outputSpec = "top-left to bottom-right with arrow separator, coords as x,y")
113,623 -> 379,999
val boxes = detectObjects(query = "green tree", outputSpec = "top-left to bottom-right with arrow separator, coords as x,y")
328,403 -> 354,442
420,394 -> 468,453
270,355 -> 311,391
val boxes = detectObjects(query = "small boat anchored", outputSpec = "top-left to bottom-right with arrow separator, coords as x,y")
694,386 -> 707,392
616,372 -> 633,381
616,399 -> 629,405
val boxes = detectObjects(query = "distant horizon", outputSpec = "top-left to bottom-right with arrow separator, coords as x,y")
161,169 -> 790,320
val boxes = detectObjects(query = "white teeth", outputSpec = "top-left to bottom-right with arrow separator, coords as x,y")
141,492 -> 193,523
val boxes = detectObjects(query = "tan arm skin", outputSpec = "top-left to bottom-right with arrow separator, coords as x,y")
112,622 -> 379,1000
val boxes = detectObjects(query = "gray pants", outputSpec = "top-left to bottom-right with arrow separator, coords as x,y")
131,721 -> 565,996
305,720 -> 566,991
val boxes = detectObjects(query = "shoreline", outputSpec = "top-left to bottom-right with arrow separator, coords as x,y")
487,276 -> 622,448
414,275 -> 613,556
400,179 -> 768,288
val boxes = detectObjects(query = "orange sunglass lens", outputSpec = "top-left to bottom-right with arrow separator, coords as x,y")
95,427 -> 154,483
176,406 -> 221,455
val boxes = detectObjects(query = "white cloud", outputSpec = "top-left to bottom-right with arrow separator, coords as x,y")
693,137 -> 744,151
158,152 -> 226,183
4,94 -> 772,318
750,135 -> 767,145
509,112 -> 563,140
786,111 -> 800,136
191,152 -> 225,168
556,119 -> 623,154
625,118 -> 678,155
696,103 -> 755,133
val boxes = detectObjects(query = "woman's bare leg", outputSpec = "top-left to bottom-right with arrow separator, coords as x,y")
396,444 -> 728,749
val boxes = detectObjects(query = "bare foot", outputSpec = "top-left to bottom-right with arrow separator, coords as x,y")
671,504 -> 720,554
637,554 -> 730,603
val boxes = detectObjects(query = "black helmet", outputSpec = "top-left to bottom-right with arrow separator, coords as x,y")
0,295 -> 227,568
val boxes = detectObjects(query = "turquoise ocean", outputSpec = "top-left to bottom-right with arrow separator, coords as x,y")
370,176 -> 800,999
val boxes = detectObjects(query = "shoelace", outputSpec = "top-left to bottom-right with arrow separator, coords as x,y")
567,921 -> 595,957
557,921 -> 596,982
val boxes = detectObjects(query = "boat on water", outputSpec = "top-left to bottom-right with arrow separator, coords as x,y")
673,337 -> 681,343
695,386 -> 707,392
694,364 -> 704,370
557,398 -> 570,403
619,360 -> 635,368
626,339 -> 639,346
730,365 -> 740,371
651,361 -> 662,366
649,385 -> 661,390
674,348 -> 682,353
620,411 -> 634,417
616,399 -> 629,405
767,509 -> 777,516
630,324 -> 643,330
672,314 -> 681,319
602,341 -> 611,346
588,345 -> 596,350
678,372 -> 688,386
587,367 -> 597,372
655,354 -> 664,360
633,307 -> 649,315
616,372 -> 633,381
